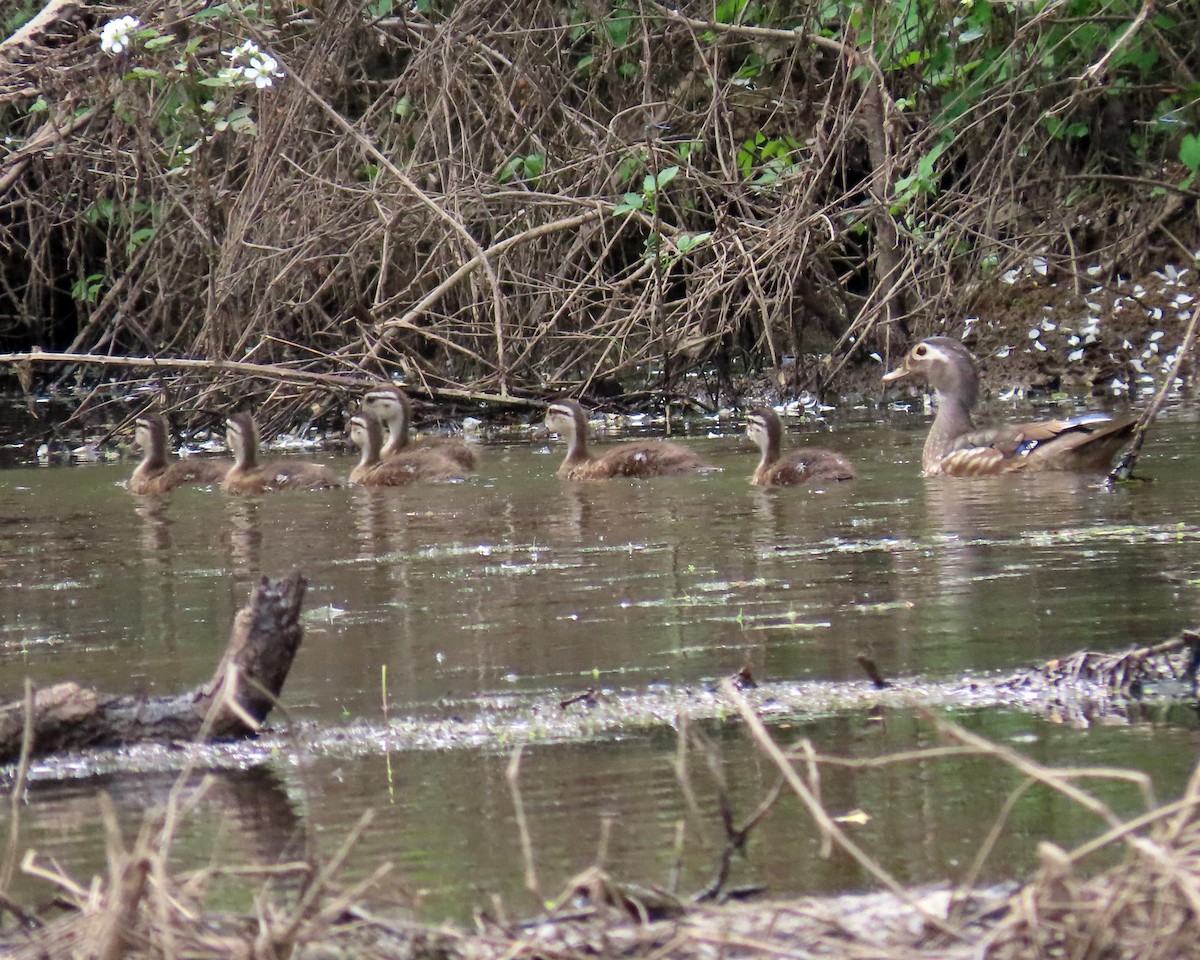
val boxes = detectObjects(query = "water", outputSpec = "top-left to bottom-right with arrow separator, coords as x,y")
2,401 -> 1200,919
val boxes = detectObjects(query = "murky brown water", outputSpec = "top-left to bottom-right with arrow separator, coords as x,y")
3,401 -> 1200,918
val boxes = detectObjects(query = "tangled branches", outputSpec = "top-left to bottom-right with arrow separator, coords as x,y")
0,0 -> 1196,408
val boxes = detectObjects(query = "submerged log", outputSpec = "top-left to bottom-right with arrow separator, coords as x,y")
0,573 -> 307,765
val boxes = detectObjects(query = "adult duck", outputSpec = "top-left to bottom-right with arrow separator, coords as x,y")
882,337 -> 1136,477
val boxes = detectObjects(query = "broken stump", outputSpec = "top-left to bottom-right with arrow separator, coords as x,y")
0,573 -> 307,765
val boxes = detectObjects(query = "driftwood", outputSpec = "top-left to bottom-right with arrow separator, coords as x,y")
0,573 -> 307,765
1034,629 -> 1200,695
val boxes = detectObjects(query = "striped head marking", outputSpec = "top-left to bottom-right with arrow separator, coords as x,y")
348,412 -> 383,454
745,409 -> 769,446
361,385 -> 410,427
134,415 -> 162,451
544,400 -> 582,435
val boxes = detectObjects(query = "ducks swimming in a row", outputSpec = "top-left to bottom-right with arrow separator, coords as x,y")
127,337 -> 1139,495
130,388 -> 479,495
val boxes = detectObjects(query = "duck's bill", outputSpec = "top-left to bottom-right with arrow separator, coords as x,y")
881,365 -> 908,383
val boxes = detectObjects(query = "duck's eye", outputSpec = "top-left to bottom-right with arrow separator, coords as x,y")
913,344 -> 928,359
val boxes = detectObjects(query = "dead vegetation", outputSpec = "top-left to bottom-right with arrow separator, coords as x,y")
1,0 -> 1197,423
4,679 -> 1200,959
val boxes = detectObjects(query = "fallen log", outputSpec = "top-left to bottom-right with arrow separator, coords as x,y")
0,573 -> 307,765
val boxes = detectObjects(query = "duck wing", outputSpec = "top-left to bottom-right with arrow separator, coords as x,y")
596,441 -> 709,478
938,413 -> 1136,476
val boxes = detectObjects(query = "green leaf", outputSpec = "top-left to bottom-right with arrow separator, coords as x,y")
144,34 -> 175,50
523,153 -> 545,179
675,231 -> 712,254
613,192 -> 644,216
1180,134 -> 1200,173
191,4 -> 229,20
126,227 -> 156,255
604,11 -> 631,46
655,166 -> 679,190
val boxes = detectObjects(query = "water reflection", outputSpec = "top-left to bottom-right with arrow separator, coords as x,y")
16,764 -> 307,896
227,498 -> 263,587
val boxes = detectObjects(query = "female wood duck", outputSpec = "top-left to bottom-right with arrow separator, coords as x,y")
129,414 -> 227,495
882,336 -> 1137,476
746,406 -> 856,487
221,412 -> 341,494
347,410 -> 464,485
360,385 -> 478,470
544,399 -> 711,480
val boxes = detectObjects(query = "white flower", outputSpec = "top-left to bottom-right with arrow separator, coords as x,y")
99,15 -> 139,55
242,53 -> 283,89
225,40 -> 260,64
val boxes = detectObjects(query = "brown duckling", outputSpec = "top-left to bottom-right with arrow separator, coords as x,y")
544,399 -> 711,480
746,406 -> 856,487
129,414 -> 228,495
221,412 -> 341,494
360,385 -> 478,471
882,336 -> 1136,477
347,411 -> 465,485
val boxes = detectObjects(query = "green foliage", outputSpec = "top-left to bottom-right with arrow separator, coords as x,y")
71,273 -> 105,304
497,152 -> 546,185
1180,134 -> 1200,189
2,0 -> 39,34
736,132 -> 803,190
613,165 -> 677,216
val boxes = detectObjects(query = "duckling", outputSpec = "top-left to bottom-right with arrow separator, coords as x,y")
360,385 -> 478,470
347,410 -> 465,485
544,399 -> 711,480
746,406 -> 856,487
129,414 -> 228,495
882,336 -> 1137,476
221,412 -> 341,494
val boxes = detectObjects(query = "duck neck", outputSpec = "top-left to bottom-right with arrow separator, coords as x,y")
359,435 -> 381,469
759,426 -> 781,469
380,407 -> 410,458
140,441 -> 167,473
564,413 -> 591,464
924,390 -> 974,470
236,435 -> 259,471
